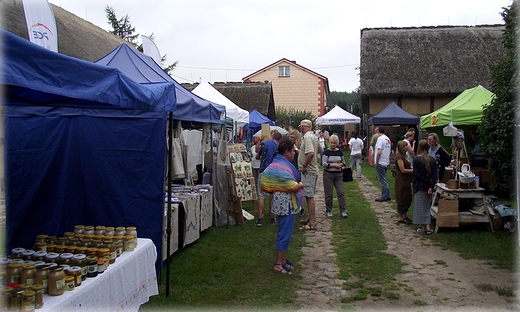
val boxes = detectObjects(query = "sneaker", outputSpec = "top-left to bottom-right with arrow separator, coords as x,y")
326,211 -> 333,218
270,218 -> 277,225
299,208 -> 305,217
341,211 -> 348,218
425,229 -> 434,235
255,219 -> 263,227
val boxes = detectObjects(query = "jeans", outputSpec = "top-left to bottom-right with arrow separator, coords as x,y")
376,164 -> 390,199
350,153 -> 362,178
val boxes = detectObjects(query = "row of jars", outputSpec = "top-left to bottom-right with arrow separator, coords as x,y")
1,285 -> 44,311
74,225 -> 137,237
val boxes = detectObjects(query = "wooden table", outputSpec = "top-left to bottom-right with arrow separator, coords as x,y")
430,183 -> 494,232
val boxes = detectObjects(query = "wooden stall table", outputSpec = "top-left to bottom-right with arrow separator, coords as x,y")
41,238 -> 158,312
430,182 -> 494,233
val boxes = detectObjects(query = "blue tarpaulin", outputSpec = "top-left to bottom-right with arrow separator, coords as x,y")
95,44 -> 226,124
2,29 -> 173,258
248,109 -> 274,130
367,102 -> 419,125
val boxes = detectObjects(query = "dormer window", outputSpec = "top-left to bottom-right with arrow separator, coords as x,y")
278,66 -> 290,77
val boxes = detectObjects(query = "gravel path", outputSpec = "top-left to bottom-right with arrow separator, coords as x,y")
296,173 -> 519,311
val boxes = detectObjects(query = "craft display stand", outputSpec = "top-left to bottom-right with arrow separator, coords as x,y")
430,182 -> 494,232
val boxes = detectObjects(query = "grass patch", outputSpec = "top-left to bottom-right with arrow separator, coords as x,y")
476,283 -> 515,297
414,299 -> 428,306
142,200 -> 305,310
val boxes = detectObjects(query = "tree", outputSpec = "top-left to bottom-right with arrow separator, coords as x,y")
327,91 -> 361,116
105,6 -> 139,45
105,7 -> 177,75
478,1 -> 518,197
275,107 -> 315,130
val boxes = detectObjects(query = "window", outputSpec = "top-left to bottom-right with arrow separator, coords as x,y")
278,66 -> 290,77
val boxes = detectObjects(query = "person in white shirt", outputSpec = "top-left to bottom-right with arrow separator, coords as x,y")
348,131 -> 364,179
374,127 -> 392,202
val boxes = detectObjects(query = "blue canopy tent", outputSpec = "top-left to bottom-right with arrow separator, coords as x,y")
249,109 -> 275,130
95,44 -> 226,124
367,102 -> 419,125
2,29 -> 176,260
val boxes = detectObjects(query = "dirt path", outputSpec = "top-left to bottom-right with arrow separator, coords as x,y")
351,177 -> 519,311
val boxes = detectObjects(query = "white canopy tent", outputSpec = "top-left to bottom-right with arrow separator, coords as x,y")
316,105 -> 360,125
192,81 -> 249,125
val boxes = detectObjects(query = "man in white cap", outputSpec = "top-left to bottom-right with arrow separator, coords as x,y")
298,119 -> 321,230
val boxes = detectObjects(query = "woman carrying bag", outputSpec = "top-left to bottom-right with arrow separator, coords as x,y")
322,135 -> 348,219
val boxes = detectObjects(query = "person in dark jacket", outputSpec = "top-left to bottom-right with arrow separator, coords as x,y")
413,139 -> 438,235
427,133 -> 451,182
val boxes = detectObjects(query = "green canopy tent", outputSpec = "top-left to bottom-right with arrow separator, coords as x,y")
420,85 -> 495,129
420,85 -> 495,147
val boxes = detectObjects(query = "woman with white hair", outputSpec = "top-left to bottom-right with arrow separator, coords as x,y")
321,135 -> 348,218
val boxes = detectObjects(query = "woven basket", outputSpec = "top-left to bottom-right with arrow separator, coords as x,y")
458,164 -> 475,184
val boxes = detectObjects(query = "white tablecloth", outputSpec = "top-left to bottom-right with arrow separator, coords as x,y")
41,238 -> 159,312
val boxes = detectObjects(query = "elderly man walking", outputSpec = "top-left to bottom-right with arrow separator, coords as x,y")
298,119 -> 321,230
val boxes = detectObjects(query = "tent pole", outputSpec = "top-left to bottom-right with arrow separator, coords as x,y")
166,112 -> 173,297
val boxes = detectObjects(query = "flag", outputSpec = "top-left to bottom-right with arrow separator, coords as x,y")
22,0 -> 58,52
141,35 -> 162,66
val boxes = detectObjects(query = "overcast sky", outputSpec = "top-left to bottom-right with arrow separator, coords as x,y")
49,0 -> 511,92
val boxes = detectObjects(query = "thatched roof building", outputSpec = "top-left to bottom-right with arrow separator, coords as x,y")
359,25 -> 506,121
2,0 -> 128,62
183,82 -> 276,122
360,25 -> 505,97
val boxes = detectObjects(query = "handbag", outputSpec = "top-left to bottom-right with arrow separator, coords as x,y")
342,167 -> 353,182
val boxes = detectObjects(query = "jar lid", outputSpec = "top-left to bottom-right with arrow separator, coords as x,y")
84,226 -> 94,230
21,249 -> 35,256
36,234 -> 48,239
30,284 -> 43,291
1,287 -> 13,293
86,256 -> 98,261
126,226 -> 136,231
65,276 -> 74,281
46,253 -> 59,259
35,264 -> 50,270
105,226 -> 114,231
97,248 -> 110,253
60,253 -> 74,259
72,254 -> 86,260
11,247 -> 25,254
19,283 -> 32,290
21,264 -> 36,269
22,289 -> 35,297
67,266 -> 81,273
49,266 -> 64,272
74,225 -> 85,229
33,261 -> 45,266
7,262 -> 22,268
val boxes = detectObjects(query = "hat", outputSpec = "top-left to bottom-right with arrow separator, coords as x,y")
299,119 -> 312,127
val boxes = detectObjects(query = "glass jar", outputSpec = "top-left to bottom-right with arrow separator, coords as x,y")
0,269 -> 5,286
59,253 -> 74,266
75,246 -> 87,255
46,244 -> 56,253
86,256 -> 98,278
113,236 -> 124,257
79,238 -> 91,247
56,237 -> 68,246
0,287 -> 12,311
89,239 -> 102,248
54,246 -> 65,254
115,227 -> 126,236
74,225 -> 85,234
64,232 -> 75,239
30,284 -> 43,309
94,226 -> 106,236
75,233 -> 85,240
35,234 -> 47,243
47,266 -> 65,296
66,266 -> 82,287
19,283 -> 32,291
72,254 -> 87,281
65,245 -> 76,254
86,248 -> 99,257
97,258 -> 107,274
11,288 -> 23,311
21,289 -> 35,312
33,241 -> 47,252
102,240 -> 117,264
64,276 -> 75,291
11,248 -> 25,259
83,226 -> 95,235
6,263 -> 22,284
68,237 -> 79,247
96,248 -> 110,267
124,235 -> 136,252
20,264 -> 36,285
44,253 -> 60,264
104,227 -> 115,237
32,251 -> 47,262
34,265 -> 49,294
45,236 -> 57,244
20,250 -> 35,261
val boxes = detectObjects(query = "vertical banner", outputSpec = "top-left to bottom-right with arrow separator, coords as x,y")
22,0 -> 58,52
141,35 -> 162,66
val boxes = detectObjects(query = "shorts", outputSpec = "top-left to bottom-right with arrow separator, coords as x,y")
301,173 -> 317,198
257,175 -> 267,199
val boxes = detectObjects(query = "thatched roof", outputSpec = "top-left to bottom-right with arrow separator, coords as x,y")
183,82 -> 276,122
2,0 -> 129,62
360,25 -> 506,97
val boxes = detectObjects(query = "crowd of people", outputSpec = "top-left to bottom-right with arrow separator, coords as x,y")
250,120 -> 484,274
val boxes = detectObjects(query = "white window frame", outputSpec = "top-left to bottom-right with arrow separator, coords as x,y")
278,66 -> 290,77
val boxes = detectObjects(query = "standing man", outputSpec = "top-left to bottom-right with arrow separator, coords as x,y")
369,126 -> 380,167
298,119 -> 321,230
255,131 -> 282,227
374,126 -> 392,202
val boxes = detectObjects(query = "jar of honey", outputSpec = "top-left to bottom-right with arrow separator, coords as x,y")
44,253 -> 60,264
0,287 -> 12,310
64,276 -> 75,291
74,225 -> 85,234
30,284 -> 44,309
34,265 -> 49,294
66,266 -> 82,287
83,226 -> 95,235
11,248 -> 25,259
21,289 -> 35,312
124,235 -> 136,252
33,241 -> 47,252
86,256 -> 98,278
59,253 -> 74,266
6,262 -> 22,284
20,264 -> 36,285
47,266 -> 65,296
72,254 -> 87,281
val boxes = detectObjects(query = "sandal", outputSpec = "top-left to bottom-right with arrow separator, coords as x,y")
283,258 -> 294,270
300,223 -> 316,231
273,263 -> 292,275
300,218 -> 310,225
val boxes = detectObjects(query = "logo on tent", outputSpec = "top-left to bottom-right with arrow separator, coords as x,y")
431,114 -> 438,126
